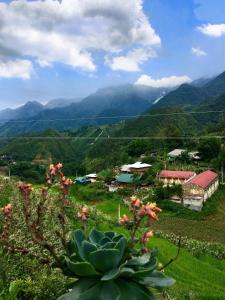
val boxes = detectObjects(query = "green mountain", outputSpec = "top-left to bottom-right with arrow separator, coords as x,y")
154,84 -> 205,108
154,70 -> 225,110
0,85 -> 168,136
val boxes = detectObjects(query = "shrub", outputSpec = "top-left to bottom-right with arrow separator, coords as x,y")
155,231 -> 225,260
58,229 -> 175,300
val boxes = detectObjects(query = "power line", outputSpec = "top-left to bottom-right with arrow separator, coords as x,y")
0,135 -> 224,140
0,109 -> 224,123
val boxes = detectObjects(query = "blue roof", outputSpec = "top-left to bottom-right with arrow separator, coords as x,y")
75,176 -> 91,184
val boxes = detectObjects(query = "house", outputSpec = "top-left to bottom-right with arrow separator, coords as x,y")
0,166 -> 9,177
120,165 -> 131,173
86,173 -> 97,183
183,170 -> 219,211
129,162 -> 151,174
168,149 -> 201,161
168,149 -> 186,158
159,170 -> 196,186
188,151 -> 201,161
120,162 -> 151,175
75,176 -> 91,185
115,174 -> 142,187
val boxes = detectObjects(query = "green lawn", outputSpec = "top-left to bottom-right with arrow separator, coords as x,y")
69,184 -> 129,219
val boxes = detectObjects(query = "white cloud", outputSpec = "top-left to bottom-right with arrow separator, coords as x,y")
105,48 -> 157,72
197,23 -> 225,37
0,0 -> 160,76
0,59 -> 33,79
191,47 -> 207,57
37,59 -> 52,68
135,74 -> 192,88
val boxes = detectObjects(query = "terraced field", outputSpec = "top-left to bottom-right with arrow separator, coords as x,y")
151,238 -> 225,300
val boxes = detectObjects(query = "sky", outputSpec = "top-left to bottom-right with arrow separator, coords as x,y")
0,0 -> 225,108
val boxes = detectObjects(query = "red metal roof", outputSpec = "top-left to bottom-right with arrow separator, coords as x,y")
159,170 -> 196,179
185,170 -> 218,189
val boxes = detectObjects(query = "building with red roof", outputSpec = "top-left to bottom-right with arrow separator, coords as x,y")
159,170 -> 196,186
183,170 -> 219,211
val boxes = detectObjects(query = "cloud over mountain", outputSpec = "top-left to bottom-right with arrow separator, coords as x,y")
135,74 -> 192,88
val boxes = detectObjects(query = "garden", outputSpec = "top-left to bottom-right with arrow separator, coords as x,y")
0,164 -> 225,299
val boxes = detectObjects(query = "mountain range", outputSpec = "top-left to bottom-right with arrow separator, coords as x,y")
0,70 -> 225,140
1,70 -> 225,168
0,85 -> 169,136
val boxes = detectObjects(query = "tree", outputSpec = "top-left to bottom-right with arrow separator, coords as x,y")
198,138 -> 221,161
127,140 -> 148,157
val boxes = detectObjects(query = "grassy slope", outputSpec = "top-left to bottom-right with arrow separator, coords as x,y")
71,184 -> 225,244
151,238 -> 225,300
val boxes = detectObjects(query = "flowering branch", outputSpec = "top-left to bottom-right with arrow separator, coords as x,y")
0,163 -> 74,267
119,195 -> 161,254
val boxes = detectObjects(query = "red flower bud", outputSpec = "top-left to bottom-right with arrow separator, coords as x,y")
56,163 -> 63,169
119,214 -> 129,224
134,199 -> 141,208
155,207 -> 162,213
147,209 -> 159,221
142,247 -> 148,254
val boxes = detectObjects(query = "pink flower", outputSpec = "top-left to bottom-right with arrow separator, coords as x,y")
50,168 -> 56,175
155,207 -> 162,213
18,182 -> 33,194
130,195 -> 137,203
147,209 -> 159,221
119,214 -> 129,225
1,203 -> 12,215
134,199 -> 142,208
82,214 -> 87,221
145,231 -> 153,238
82,207 -> 88,214
142,247 -> 148,254
56,163 -> 63,169
47,179 -> 52,185
142,231 -> 153,244
139,207 -> 146,216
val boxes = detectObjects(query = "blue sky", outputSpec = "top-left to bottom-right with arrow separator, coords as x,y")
0,0 -> 225,108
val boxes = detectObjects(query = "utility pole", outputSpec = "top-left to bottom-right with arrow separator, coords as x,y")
118,203 -> 121,221
221,163 -> 224,184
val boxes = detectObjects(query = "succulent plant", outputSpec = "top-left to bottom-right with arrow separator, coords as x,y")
58,229 -> 175,300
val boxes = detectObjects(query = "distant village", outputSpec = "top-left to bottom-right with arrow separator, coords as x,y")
75,148 -> 219,212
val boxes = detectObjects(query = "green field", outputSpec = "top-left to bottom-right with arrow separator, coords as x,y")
156,187 -> 225,244
152,238 -> 225,300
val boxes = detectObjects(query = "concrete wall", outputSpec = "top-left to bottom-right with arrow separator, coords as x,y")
159,177 -> 186,186
183,178 -> 219,211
